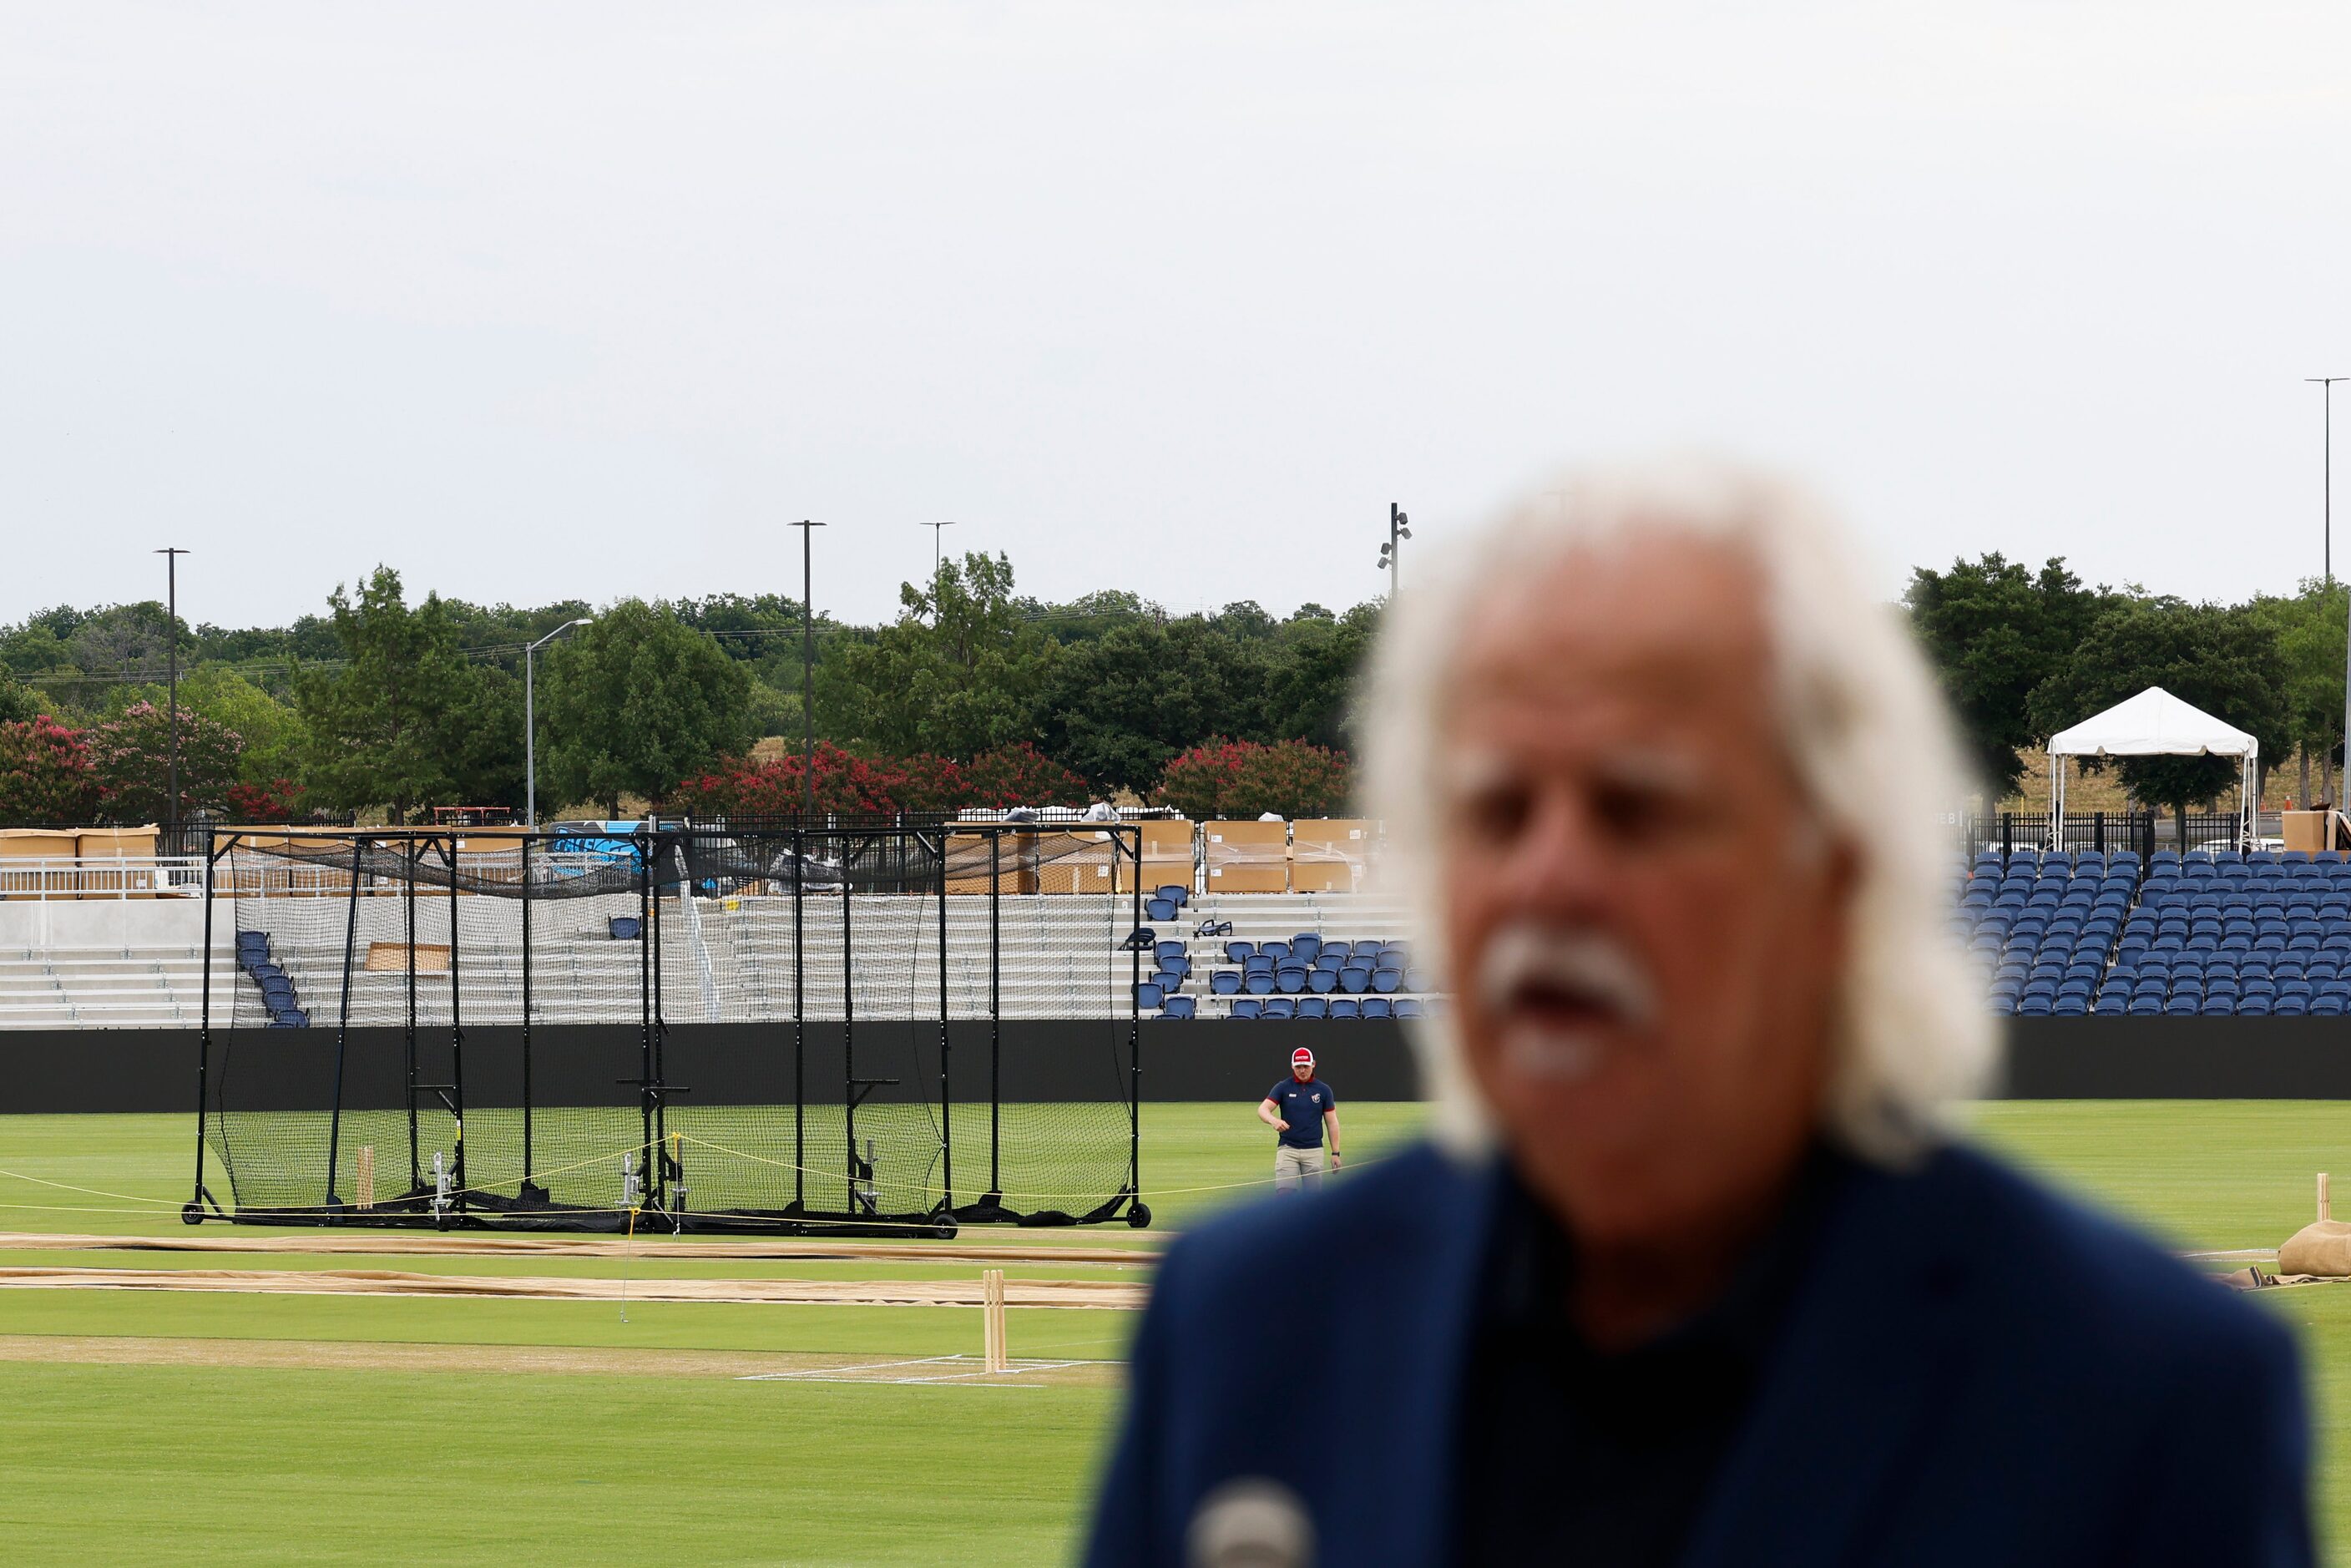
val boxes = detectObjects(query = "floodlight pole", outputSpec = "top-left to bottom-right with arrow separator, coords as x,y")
1377,503 -> 1411,597
157,549 -> 188,842
523,619 -> 593,828
920,520 -> 958,586
789,521 -> 827,819
2323,379 -> 2351,801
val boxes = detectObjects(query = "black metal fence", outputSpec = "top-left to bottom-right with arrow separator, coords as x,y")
1954,811 -> 2273,862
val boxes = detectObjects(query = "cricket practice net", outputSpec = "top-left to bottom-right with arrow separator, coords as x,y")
190,823 -> 1145,1235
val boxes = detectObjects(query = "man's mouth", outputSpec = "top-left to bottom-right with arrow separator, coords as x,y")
1476,924 -> 1659,1080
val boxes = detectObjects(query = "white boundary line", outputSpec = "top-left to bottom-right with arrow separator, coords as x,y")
735,1354 -> 967,1381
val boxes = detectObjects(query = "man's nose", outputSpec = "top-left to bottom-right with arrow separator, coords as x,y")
1494,786 -> 1612,917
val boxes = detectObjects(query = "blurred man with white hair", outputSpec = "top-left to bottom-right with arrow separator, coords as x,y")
1085,461 -> 2310,1567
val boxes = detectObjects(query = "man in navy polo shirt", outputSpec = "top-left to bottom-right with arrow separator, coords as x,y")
1258,1047 -> 1342,1195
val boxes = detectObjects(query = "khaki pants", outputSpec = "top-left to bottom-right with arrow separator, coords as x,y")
1273,1144 -> 1327,1195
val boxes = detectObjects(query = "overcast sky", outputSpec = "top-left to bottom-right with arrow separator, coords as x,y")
7,3 -> 2351,633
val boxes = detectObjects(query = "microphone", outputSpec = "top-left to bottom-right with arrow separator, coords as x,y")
1186,1478 -> 1314,1568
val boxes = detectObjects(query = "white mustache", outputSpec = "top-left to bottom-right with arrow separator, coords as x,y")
1474,923 -> 1659,1030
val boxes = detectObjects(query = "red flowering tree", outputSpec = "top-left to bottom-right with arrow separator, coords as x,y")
672,743 -> 919,817
1153,738 -> 1352,820
83,701 -> 245,822
673,741 -> 1095,818
225,778 -> 301,823
0,716 -> 101,826
957,743 -> 1090,810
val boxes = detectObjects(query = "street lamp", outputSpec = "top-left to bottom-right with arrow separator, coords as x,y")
1375,503 -> 1411,594
788,520 -> 827,818
524,619 -> 593,827
2319,378 -> 2351,806
155,549 -> 189,844
918,520 -> 958,582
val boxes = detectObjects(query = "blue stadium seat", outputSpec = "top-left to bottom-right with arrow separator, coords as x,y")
1226,940 -> 1257,964
1372,966 -> 1403,994
1290,934 -> 1323,964
1260,941 -> 1291,964
1211,970 -> 1241,995
1394,998 -> 1425,1019
1307,968 -> 1337,994
1363,998 -> 1394,1019
1276,963 -> 1309,995
1155,940 -> 1186,964
1155,884 -> 1190,908
1245,971 -> 1276,996
1338,965 -> 1372,994
1135,982 -> 1164,1009
1145,898 -> 1178,922
1264,998 -> 1297,1020
609,916 -> 642,940
1297,997 -> 1328,1019
1330,999 -> 1362,1019
1162,995 -> 1196,1019
1231,999 -> 1262,1019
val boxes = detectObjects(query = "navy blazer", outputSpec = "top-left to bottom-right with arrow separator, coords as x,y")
1084,1140 -> 2312,1566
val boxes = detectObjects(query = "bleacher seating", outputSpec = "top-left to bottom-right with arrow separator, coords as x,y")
1962,847 -> 2351,1016
0,888 -> 1444,1028
1137,893 -> 1442,1019
0,944 -> 219,1027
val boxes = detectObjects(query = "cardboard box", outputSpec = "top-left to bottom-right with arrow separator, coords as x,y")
0,829 -> 79,899
1203,820 -> 1288,893
1289,818 -> 1370,893
944,831 -> 1035,894
2285,811 -> 2328,852
75,826 -> 160,898
1206,862 -> 1288,893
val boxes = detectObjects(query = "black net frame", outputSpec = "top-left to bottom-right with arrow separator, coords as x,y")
188,822 -> 1145,1236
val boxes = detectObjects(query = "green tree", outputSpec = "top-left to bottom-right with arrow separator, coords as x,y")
1905,554 -> 2111,799
296,567 -> 488,822
2028,597 -> 2291,842
836,554 -> 1056,758
0,670 -> 40,724
538,600 -> 752,815
2241,581 -> 2348,806
1261,603 -> 1380,752
1037,619 -> 1268,791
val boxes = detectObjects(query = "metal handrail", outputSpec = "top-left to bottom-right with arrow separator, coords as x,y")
0,856 -> 207,901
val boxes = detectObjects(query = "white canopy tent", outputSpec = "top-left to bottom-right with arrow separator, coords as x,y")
2046,686 -> 2258,852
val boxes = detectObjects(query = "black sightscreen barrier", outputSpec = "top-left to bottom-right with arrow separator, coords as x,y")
188,823 -> 1146,1235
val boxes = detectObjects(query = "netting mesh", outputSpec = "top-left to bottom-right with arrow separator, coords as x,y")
196,825 -> 1141,1232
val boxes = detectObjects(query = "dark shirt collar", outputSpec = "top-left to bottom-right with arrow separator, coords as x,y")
1482,1138 -> 1856,1373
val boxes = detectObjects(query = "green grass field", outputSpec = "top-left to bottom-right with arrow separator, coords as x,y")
1,1101 -> 2347,1563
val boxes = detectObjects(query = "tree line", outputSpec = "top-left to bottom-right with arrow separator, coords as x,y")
0,553 -> 1372,827
1904,554 -> 2344,835
8,545 -> 2333,835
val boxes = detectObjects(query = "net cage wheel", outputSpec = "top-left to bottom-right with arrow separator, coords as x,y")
1127,1201 -> 1153,1229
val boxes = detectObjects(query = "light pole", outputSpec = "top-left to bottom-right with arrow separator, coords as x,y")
523,619 -> 593,827
2311,378 -> 2346,583
2322,378 -> 2351,805
918,520 -> 958,584
789,520 -> 827,818
156,548 -> 188,843
1376,503 -> 1411,596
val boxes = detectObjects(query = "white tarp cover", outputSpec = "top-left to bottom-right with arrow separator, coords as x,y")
2047,685 -> 2257,761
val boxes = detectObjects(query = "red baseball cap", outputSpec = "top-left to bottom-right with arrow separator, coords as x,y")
1291,1047 -> 1315,1067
